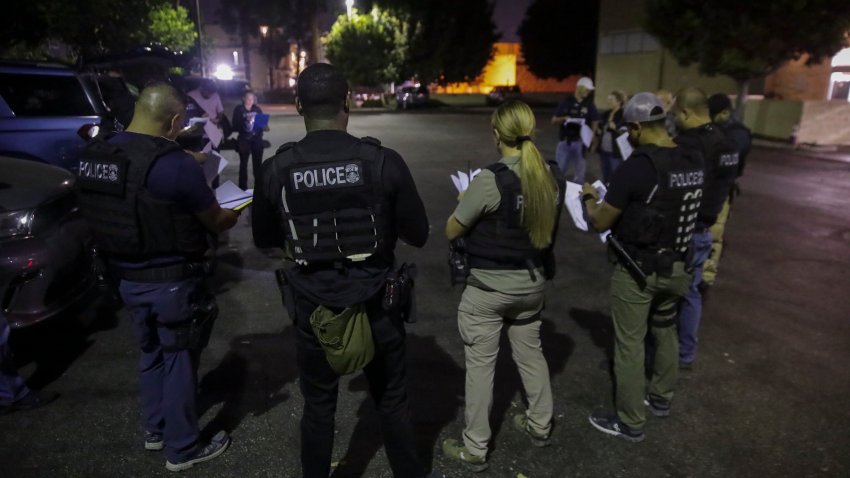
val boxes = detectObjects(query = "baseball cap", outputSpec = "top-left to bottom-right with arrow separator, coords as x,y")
576,77 -> 595,90
623,92 -> 667,123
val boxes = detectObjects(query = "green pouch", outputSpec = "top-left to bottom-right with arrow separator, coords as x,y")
309,304 -> 375,375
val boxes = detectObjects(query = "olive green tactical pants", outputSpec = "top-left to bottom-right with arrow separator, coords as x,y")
611,262 -> 692,430
457,285 -> 553,457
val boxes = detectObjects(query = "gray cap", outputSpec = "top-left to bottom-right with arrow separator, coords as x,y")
623,92 -> 667,123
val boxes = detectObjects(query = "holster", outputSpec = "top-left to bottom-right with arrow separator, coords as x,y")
608,236 -> 648,289
383,263 -> 417,323
448,238 -> 470,285
275,268 -> 297,321
164,292 -> 218,352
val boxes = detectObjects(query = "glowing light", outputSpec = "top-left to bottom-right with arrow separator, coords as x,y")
346,0 -> 354,18
288,78 -> 296,87
259,25 -> 269,37
213,64 -> 234,80
832,47 -> 850,67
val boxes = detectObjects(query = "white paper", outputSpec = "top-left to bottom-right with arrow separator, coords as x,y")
189,117 -> 208,126
215,180 -> 253,210
202,151 -> 229,187
580,124 -> 594,148
564,181 -> 588,231
616,133 -> 633,160
204,120 -> 223,147
450,168 -> 482,193
565,180 -> 611,242
564,117 -> 585,126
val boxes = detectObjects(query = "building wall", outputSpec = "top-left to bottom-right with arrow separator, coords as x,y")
797,101 -> 850,144
765,55 -> 832,101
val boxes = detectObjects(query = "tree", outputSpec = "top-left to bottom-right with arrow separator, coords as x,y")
148,5 -> 197,53
645,0 -> 850,114
369,0 -> 500,84
0,0 -> 197,62
518,0 -> 600,79
323,8 -> 406,87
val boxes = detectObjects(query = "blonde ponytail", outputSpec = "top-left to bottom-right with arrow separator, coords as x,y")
491,101 -> 558,249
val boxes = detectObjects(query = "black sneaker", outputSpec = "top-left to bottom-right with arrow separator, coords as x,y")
588,411 -> 645,443
643,395 -> 671,417
145,431 -> 164,451
0,390 -> 58,415
165,431 -> 231,472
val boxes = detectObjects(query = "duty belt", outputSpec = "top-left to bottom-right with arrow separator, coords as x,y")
114,262 -> 209,283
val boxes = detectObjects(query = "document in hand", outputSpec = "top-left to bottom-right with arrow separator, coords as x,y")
202,150 -> 229,187
616,133 -> 633,160
252,113 -> 270,132
564,180 -> 611,242
580,124 -> 594,148
450,168 -> 482,193
204,120 -> 224,147
215,180 -> 253,211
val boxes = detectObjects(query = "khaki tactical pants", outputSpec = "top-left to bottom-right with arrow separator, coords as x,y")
610,262 -> 692,430
457,285 -> 553,457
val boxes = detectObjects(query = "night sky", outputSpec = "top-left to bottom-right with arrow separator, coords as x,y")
493,0 -> 532,43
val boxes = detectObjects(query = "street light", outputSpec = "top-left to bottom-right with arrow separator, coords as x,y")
259,25 -> 273,89
346,0 -> 354,18
259,25 -> 269,37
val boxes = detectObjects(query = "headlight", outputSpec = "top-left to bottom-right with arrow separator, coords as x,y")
0,209 -> 35,239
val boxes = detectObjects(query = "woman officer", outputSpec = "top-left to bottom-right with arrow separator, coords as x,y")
442,100 -> 564,472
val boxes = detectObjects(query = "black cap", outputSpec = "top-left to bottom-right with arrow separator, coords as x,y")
708,94 -> 733,118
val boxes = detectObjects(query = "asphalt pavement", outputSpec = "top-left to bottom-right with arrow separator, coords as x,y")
1,107 -> 849,478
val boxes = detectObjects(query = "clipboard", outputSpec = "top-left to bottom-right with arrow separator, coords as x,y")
253,113 -> 270,132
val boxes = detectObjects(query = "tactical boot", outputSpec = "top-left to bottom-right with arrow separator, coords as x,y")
441,438 -> 488,472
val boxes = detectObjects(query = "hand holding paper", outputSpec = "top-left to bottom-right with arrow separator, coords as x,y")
450,168 -> 482,193
215,180 -> 253,211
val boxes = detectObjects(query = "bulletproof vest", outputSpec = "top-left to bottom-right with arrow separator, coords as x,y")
560,95 -> 593,142
614,145 -> 705,255
675,124 -> 739,227
271,137 -> 388,266
466,161 -> 565,270
722,121 -> 752,177
76,135 -> 209,262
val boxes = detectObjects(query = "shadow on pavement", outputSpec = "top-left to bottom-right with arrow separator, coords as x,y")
570,308 -> 615,375
197,328 -> 298,436
10,293 -> 122,391
330,333 -> 463,477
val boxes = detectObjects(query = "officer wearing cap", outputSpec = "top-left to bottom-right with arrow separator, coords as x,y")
252,63 -> 441,478
669,87 -> 740,369
582,92 -> 704,442
77,82 -> 238,472
702,94 -> 753,289
441,100 -> 565,471
552,76 -> 599,183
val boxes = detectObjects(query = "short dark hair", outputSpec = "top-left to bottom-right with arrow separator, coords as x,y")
296,63 -> 349,119
708,93 -> 733,118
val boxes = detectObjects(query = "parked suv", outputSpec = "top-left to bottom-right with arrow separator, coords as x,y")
1,156 -> 97,329
0,62 -> 117,170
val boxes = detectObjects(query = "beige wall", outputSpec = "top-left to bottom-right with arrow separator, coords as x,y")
599,0 -> 647,31
742,100 -> 803,140
797,101 -> 850,144
595,52 -> 662,102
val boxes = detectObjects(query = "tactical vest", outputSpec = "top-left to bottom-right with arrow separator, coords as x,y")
271,137 -> 388,266
76,135 -> 209,262
721,121 -> 752,177
466,161 -> 565,271
613,145 -> 704,257
675,124 -> 739,227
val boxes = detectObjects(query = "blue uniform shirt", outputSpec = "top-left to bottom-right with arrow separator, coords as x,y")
555,94 -> 599,141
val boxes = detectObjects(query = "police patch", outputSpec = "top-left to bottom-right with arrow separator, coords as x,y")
77,155 -> 128,196
290,160 -> 366,192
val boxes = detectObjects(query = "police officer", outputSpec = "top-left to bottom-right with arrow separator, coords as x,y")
552,76 -> 599,183
582,92 -> 704,442
441,100 -> 564,471
702,93 -> 753,289
0,310 -> 58,414
669,87 -> 740,369
76,83 -> 237,472
251,63 -> 441,478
